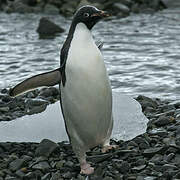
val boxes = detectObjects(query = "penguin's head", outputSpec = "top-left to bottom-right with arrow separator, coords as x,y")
73,5 -> 110,30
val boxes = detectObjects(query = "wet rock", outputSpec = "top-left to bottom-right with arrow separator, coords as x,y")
154,116 -> 171,127
59,1 -> 78,17
36,17 -> 65,37
148,128 -> 168,137
143,146 -> 166,157
32,161 -> 50,172
62,171 -> 73,179
26,98 -> 49,108
35,139 -> 59,157
115,161 -> 130,174
88,153 -> 112,163
132,164 -> 146,172
26,104 -> 47,115
81,0 -> 102,8
15,169 -> 26,178
150,154 -> 163,164
112,3 -> 130,15
43,3 -> 59,14
6,0 -> 33,13
136,95 -> 158,111
9,159 -> 27,172
1,88 -> 8,94
174,171 -> 180,179
55,160 -> 65,169
38,87 -> 56,98
42,173 -> 51,180
0,106 -> 9,112
50,172 -> 62,180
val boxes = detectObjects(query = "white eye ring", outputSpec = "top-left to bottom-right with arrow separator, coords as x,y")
84,13 -> 89,17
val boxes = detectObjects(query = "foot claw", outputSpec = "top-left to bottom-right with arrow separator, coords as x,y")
80,166 -> 94,175
101,145 -> 118,153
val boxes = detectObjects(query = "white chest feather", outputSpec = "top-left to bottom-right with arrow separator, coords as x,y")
67,23 -> 104,75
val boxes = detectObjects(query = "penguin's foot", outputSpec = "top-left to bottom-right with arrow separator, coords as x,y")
101,145 -> 118,153
80,163 -> 94,175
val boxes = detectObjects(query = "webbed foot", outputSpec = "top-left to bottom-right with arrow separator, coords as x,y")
80,163 -> 94,175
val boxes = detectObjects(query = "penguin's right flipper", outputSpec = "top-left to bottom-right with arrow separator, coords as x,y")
9,68 -> 61,97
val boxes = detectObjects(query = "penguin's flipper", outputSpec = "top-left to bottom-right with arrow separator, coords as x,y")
9,68 -> 61,97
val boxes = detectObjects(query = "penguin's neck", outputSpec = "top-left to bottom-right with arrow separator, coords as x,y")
72,23 -> 94,46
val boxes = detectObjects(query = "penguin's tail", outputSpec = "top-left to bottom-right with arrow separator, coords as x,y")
9,68 -> 61,97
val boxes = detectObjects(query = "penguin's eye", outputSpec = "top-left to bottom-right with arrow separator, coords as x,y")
83,13 -> 89,18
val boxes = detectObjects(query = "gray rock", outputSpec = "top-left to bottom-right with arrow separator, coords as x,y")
55,160 -> 65,169
6,0 -> 33,13
136,95 -> 158,111
166,153 -> 175,162
37,17 -> 65,37
35,139 -> 59,157
1,88 -> 8,94
150,154 -> 163,164
9,159 -> 26,172
117,0 -> 133,7
15,169 -> 25,178
148,128 -> 168,137
62,171 -> 73,179
50,172 -> 62,180
26,98 -> 49,108
22,155 -> 33,162
103,177 -> 114,180
24,172 -> 36,179
132,165 -> 146,172
0,106 -> 9,113
43,4 -> 59,14
32,161 -> 50,172
113,3 -> 130,14
143,146 -> 166,157
5,177 -> 19,180
59,2 -> 76,17
174,171 -> 180,179
42,173 -> 51,180
87,153 -> 112,163
161,104 -> 176,112
154,116 -> 171,127
115,161 -> 130,173
38,88 -> 54,97
162,164 -> 178,171
154,110 -> 175,117
26,104 -> 47,115
64,160 -> 74,167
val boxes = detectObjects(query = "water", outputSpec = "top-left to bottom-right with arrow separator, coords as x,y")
0,7 -> 180,100
0,92 -> 148,142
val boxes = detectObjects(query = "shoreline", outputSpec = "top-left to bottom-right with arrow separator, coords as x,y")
0,87 -> 180,179
0,0 -> 166,17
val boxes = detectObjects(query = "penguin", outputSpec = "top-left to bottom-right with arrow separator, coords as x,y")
9,6 -> 115,175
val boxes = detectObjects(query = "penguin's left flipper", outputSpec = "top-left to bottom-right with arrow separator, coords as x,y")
9,68 -> 61,97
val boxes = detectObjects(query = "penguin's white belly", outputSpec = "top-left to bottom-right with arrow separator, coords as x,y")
61,23 -> 112,149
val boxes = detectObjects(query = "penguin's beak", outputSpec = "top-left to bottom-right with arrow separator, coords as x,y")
91,11 -> 110,18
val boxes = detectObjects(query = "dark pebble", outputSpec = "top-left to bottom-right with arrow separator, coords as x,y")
37,17 -> 65,37
9,159 -> 27,172
143,146 -> 165,157
35,139 -> 59,157
154,116 -> 171,126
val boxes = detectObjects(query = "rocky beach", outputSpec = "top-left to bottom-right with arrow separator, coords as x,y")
0,0 -> 180,179
0,87 -> 180,179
